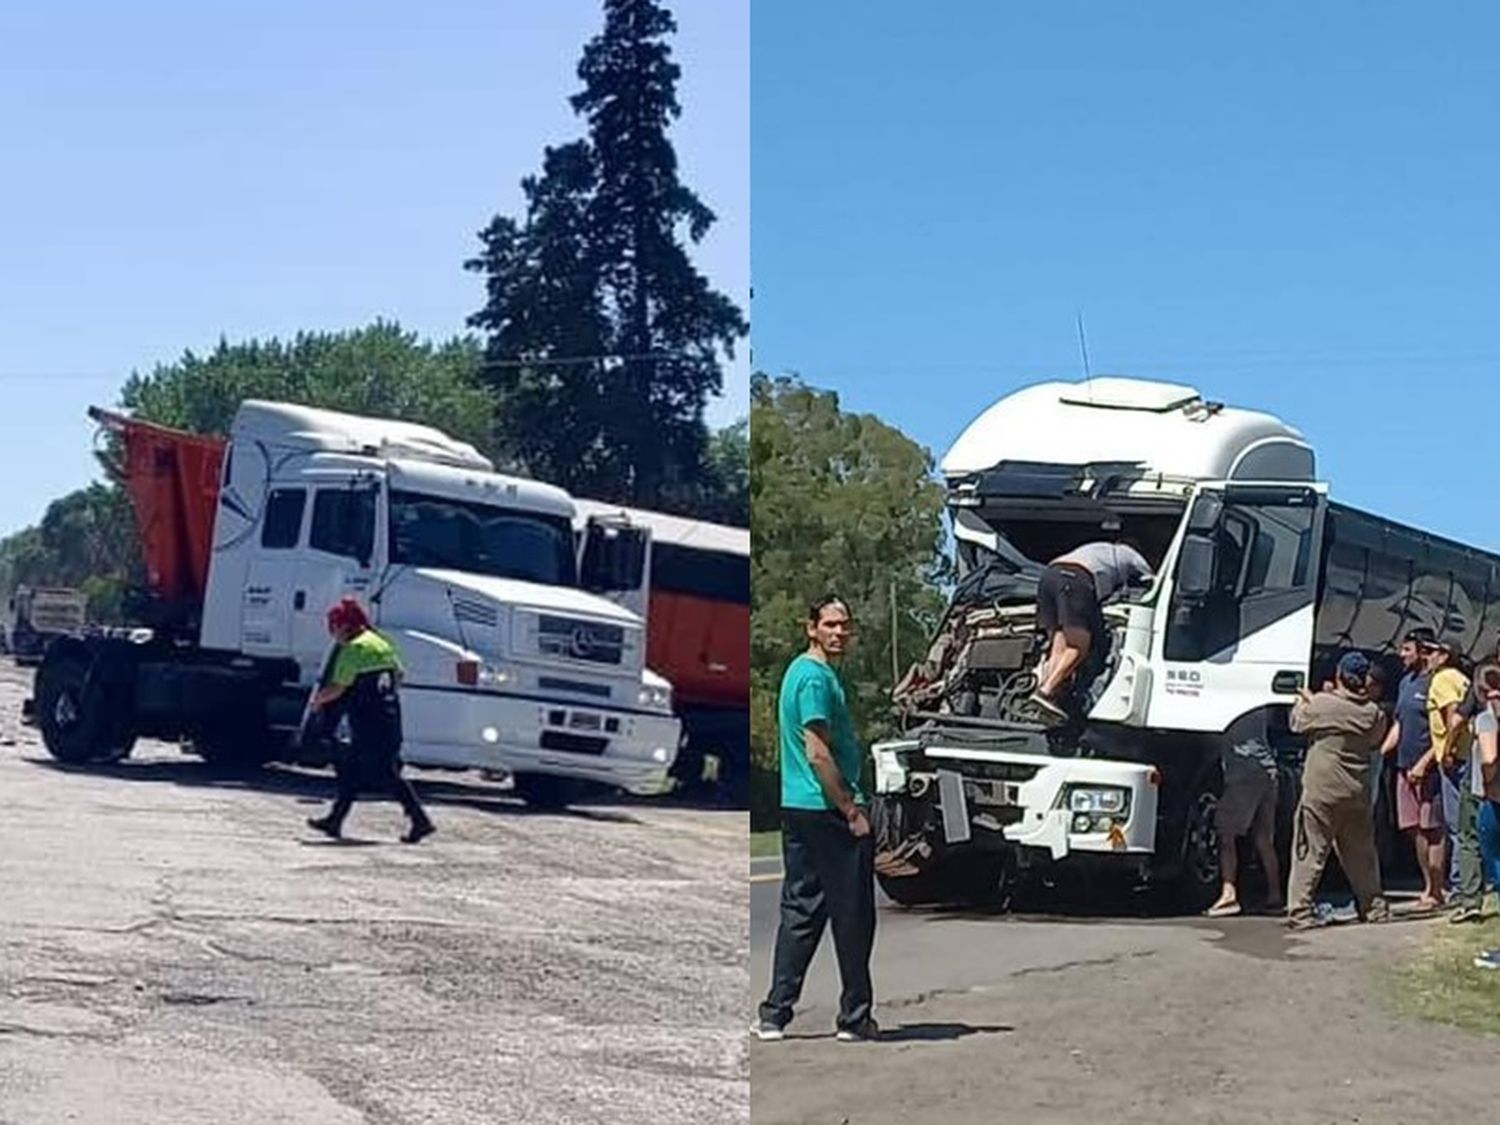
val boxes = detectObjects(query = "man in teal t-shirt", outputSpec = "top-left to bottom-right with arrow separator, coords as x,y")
755,596 -> 879,1043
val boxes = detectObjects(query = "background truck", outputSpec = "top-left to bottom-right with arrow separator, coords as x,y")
574,500 -> 749,802
28,401 -> 682,808
873,376 -> 1500,909
6,586 -> 88,666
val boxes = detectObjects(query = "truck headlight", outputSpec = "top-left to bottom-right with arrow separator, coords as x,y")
1063,785 -> 1131,833
477,662 -> 514,688
638,685 -> 672,711
1067,786 -> 1129,815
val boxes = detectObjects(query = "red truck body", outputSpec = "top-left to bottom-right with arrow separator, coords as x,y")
92,407 -> 226,608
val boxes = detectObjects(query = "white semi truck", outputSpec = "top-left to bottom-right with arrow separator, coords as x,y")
29,402 -> 681,807
873,377 -> 1500,908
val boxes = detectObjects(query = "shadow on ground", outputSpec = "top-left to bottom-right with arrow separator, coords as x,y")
878,1021 -> 1013,1043
23,755 -> 642,824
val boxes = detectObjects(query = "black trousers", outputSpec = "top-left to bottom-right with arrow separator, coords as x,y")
759,808 -> 876,1031
327,738 -> 430,828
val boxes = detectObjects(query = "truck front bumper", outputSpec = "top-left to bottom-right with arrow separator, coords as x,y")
873,740 -> 1160,860
399,687 -> 681,796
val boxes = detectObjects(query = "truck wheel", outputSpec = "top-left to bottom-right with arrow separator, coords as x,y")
35,652 -> 132,765
514,773 -> 584,810
1165,788 -> 1222,914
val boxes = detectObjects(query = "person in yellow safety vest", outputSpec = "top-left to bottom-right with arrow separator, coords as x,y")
306,597 -> 435,844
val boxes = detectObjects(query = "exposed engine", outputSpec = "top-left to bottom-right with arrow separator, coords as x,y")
892,556 -> 1121,736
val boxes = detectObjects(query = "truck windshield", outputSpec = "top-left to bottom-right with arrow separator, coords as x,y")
389,490 -> 578,587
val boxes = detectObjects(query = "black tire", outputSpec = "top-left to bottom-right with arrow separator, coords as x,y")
1163,787 -> 1223,914
514,773 -> 585,810
35,651 -> 134,765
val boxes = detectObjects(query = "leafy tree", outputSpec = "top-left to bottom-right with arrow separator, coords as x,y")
467,0 -> 747,511
0,485 -> 142,622
704,418 -> 748,525
120,322 -> 496,454
749,374 -> 950,826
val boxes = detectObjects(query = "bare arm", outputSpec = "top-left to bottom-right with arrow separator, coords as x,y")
1440,702 -> 1465,766
1408,715 -> 1456,780
1479,721 -> 1499,787
803,722 -> 870,838
311,683 -> 348,711
1380,718 -> 1401,759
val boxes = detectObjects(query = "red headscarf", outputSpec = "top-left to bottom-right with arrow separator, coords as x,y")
326,596 -> 370,635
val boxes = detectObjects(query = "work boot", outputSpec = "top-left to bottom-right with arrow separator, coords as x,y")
307,815 -> 342,840
401,819 -> 436,845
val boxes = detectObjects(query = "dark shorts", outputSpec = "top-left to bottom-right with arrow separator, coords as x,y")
1037,564 -> 1101,636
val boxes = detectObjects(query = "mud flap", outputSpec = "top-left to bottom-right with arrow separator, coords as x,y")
937,768 -> 972,845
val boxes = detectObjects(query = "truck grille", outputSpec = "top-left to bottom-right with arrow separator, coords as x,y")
540,731 -> 609,756
536,616 -> 625,666
452,597 -> 499,627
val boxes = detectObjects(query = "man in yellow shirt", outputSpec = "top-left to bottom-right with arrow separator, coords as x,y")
1410,637 -> 1473,914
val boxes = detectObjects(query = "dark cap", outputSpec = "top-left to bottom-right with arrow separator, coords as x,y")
1337,651 -> 1371,682
1404,626 -> 1438,648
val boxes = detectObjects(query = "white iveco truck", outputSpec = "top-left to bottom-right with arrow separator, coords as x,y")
31,401 -> 681,807
873,377 -> 1500,908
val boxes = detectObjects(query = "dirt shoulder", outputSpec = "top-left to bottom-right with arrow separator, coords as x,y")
0,662 -> 749,1125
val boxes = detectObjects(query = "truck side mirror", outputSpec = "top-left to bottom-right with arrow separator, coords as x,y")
581,520 -> 648,593
1187,492 -> 1224,532
1175,533 -> 1217,599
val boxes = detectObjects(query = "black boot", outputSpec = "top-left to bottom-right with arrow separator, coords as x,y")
401,818 -> 435,845
307,814 -> 343,839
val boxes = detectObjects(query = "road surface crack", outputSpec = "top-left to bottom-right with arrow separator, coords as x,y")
1010,950 -> 1156,978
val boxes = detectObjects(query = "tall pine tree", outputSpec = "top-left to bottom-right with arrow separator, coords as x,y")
466,0 -> 746,510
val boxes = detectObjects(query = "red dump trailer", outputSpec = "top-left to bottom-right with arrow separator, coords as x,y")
93,406 -> 227,628
575,500 -> 750,800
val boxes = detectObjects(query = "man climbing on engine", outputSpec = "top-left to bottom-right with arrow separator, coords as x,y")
1029,538 -> 1153,726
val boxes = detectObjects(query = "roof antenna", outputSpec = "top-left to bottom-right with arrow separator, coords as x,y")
1076,311 -> 1093,398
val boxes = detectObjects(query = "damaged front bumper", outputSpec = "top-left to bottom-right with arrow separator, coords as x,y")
873,734 -> 1159,862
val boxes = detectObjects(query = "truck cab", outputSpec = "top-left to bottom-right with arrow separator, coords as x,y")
873,377 -> 1332,907
32,402 -> 681,808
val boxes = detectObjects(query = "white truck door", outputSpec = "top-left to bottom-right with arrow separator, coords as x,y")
285,479 -> 381,683
241,486 -> 309,656
579,515 -> 651,621
1148,481 -> 1329,732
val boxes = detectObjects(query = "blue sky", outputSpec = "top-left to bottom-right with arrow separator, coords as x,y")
0,0 -> 747,537
752,1 -> 1500,549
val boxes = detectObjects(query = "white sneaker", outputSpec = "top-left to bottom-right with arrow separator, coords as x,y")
750,1022 -> 785,1041
836,1019 -> 881,1043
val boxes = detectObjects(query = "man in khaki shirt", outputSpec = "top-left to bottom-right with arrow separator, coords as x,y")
1286,652 -> 1390,929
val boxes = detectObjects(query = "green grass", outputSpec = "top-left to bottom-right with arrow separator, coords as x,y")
1386,906 -> 1500,1036
751,831 -> 781,859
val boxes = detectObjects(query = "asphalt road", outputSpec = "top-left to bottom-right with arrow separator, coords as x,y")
749,852 -> 1499,1125
0,660 -> 749,1125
